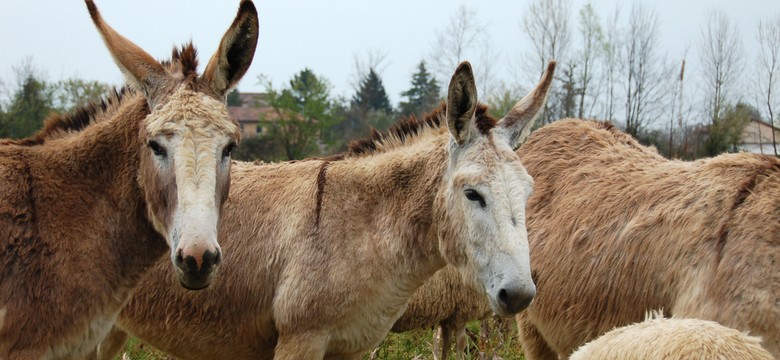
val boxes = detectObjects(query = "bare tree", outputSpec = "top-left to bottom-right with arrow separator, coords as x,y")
429,4 -> 497,97
699,9 -> 744,127
576,2 -> 604,119
475,37 -> 501,99
349,49 -> 389,94
521,0 -> 572,124
757,14 -> 780,156
669,58 -> 686,157
622,3 -> 672,137
522,0 -> 572,74
601,4 -> 622,122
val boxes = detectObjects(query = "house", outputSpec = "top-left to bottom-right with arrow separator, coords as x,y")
739,118 -> 780,155
227,92 -> 282,138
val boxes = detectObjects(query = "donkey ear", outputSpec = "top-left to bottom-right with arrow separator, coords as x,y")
446,62 -> 478,145
85,0 -> 167,103
497,60 -> 556,150
202,0 -> 259,98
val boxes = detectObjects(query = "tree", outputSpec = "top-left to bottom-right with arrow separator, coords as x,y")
487,88 -> 522,119
329,68 -> 395,148
521,0 -> 573,124
226,88 -> 242,106
601,4 -> 622,122
429,4 -> 495,97
399,61 -> 442,119
260,69 -> 341,160
576,3 -> 604,119
756,14 -> 780,156
352,68 -> 392,114
699,9 -> 744,128
4,74 -> 52,139
557,62 -> 579,118
349,49 -> 389,95
0,59 -> 53,138
49,78 -> 111,112
622,3 -> 671,137
705,102 -> 755,155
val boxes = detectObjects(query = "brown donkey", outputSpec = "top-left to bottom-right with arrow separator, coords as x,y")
515,119 -> 780,359
0,1 -> 258,359
92,61 -> 557,360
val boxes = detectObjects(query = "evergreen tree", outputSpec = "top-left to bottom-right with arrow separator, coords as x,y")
226,88 -> 242,106
352,68 -> 392,114
4,74 -> 52,138
704,102 -> 756,155
399,61 -> 441,118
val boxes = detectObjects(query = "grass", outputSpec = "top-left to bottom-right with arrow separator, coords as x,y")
116,317 -> 526,360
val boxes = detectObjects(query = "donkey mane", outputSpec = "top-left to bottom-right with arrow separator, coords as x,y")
1,87 -> 129,147
347,102 -> 496,157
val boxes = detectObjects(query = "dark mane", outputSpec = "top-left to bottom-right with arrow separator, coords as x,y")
347,102 -> 495,156
1,87 -> 129,147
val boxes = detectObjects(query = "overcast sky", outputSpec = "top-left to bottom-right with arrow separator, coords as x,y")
1,0 -> 778,106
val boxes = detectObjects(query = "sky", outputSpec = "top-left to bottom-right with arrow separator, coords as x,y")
1,0 -> 778,107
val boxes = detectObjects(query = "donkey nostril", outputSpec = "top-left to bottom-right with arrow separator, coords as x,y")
498,288 -> 509,306
175,249 -> 185,268
213,251 -> 222,266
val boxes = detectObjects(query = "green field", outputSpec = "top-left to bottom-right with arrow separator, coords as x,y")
116,317 -> 526,360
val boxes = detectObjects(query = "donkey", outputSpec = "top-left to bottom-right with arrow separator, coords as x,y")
0,1 -> 258,359
515,119 -> 780,359
91,60 -> 557,360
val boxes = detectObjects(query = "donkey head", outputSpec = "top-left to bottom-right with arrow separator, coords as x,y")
86,0 -> 259,289
436,61 -> 555,316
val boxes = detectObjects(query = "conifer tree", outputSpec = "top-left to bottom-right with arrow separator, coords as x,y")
353,68 -> 392,114
399,61 -> 441,118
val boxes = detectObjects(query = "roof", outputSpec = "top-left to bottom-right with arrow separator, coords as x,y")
228,105 -> 289,123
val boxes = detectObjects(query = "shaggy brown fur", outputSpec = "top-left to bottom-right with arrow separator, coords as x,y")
0,1 -> 258,359
0,89 -> 167,360
570,312 -> 773,360
92,61 -> 557,360
515,119 -> 780,359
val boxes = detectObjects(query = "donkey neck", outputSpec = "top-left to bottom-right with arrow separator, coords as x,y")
31,94 -> 167,285
322,130 -> 450,289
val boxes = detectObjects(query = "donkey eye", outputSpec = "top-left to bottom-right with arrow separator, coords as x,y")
147,140 -> 166,157
222,142 -> 237,158
464,189 -> 486,208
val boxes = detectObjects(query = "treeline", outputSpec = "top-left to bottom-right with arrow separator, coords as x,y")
234,61 -> 445,162
240,0 -> 780,160
517,1 -> 780,158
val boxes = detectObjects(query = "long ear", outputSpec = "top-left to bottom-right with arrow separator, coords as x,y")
497,60 -> 556,150
446,61 -> 478,145
85,0 -> 167,102
202,0 -> 259,97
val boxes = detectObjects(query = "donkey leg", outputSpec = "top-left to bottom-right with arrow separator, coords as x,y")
440,324 -> 453,360
432,326 -> 443,360
516,315 -> 558,360
274,333 -> 327,360
454,324 -> 467,360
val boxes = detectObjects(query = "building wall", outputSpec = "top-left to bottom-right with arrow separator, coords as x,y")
739,120 -> 780,154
